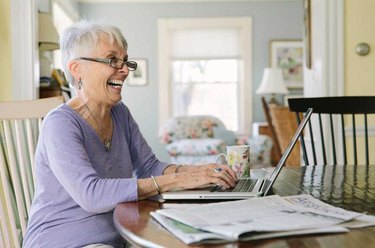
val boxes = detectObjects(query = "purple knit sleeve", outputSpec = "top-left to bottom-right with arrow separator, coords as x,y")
116,103 -> 170,178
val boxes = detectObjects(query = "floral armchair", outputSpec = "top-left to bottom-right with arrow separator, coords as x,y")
159,115 -> 273,166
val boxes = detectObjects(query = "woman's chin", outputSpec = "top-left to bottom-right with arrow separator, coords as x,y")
106,88 -> 123,103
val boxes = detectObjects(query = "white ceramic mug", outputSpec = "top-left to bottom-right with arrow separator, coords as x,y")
217,145 -> 250,178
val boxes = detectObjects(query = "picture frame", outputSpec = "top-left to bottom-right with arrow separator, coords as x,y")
270,40 -> 304,89
304,0 -> 312,69
126,59 -> 148,86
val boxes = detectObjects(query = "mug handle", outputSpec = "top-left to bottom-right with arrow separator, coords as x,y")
216,153 -> 227,164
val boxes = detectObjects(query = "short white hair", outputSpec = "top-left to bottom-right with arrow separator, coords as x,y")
59,20 -> 128,87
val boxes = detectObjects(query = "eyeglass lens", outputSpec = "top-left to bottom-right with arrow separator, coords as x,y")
110,59 -> 137,71
126,61 -> 137,71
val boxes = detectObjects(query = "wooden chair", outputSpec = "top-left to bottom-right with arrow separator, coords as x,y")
261,97 -> 300,166
261,97 -> 282,165
288,96 -> 375,166
0,96 -> 64,248
269,104 -> 301,166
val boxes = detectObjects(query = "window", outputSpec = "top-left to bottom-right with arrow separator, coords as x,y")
158,17 -> 252,132
172,59 -> 239,130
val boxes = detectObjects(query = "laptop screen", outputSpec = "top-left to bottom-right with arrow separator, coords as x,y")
262,108 -> 313,196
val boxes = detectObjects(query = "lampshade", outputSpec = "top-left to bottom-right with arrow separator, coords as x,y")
256,68 -> 289,95
38,12 -> 59,51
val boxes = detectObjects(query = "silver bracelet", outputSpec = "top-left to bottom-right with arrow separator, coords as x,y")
175,164 -> 184,173
151,175 -> 161,194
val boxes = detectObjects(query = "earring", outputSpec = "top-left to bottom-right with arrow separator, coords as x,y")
78,78 -> 83,90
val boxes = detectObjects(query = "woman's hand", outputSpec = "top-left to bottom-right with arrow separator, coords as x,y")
176,163 -> 238,190
137,164 -> 238,199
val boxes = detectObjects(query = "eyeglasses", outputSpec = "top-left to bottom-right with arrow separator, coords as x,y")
78,57 -> 138,71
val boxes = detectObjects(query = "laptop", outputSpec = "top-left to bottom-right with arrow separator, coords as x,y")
160,108 -> 313,201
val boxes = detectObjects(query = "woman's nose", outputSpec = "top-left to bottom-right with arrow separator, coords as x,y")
118,64 -> 129,75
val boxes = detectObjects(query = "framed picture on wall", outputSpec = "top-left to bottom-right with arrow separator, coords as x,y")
270,40 -> 304,89
126,59 -> 148,86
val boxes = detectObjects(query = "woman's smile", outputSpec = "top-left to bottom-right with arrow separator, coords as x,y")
107,79 -> 124,89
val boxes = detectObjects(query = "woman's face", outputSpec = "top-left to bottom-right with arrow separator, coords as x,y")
79,36 -> 128,106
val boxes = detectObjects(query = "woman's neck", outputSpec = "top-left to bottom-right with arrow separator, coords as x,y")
67,96 -> 114,152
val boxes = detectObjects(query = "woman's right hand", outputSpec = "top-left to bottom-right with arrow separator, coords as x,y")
175,164 -> 238,190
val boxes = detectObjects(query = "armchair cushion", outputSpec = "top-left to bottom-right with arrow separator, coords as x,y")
166,138 -> 226,157
159,115 -> 226,144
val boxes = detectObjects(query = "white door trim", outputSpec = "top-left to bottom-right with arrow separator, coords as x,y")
327,0 -> 344,96
306,0 -> 344,97
303,0 -> 344,164
11,0 -> 38,100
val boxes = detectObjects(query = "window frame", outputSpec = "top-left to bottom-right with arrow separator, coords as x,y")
158,17 -> 252,133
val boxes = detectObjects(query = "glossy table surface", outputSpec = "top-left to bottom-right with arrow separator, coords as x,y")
114,165 -> 375,247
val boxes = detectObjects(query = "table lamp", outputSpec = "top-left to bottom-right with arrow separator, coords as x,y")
38,12 -> 59,78
256,68 -> 289,105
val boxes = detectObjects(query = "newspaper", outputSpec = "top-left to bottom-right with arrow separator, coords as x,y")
152,194 -> 375,245
285,195 -> 375,229
151,212 -> 234,245
151,212 -> 347,245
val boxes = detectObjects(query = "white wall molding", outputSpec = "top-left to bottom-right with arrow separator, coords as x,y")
305,0 -> 344,97
327,0 -> 344,96
157,19 -> 170,129
11,0 -> 38,100
303,0 -> 344,164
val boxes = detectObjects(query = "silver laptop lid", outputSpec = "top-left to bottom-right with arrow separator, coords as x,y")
262,108 -> 313,196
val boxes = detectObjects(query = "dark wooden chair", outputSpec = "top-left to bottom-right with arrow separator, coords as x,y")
288,96 -> 375,166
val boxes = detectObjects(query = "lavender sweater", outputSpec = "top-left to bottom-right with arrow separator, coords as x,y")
23,102 -> 168,248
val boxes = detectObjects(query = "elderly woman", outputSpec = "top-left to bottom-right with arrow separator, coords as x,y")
23,20 -> 237,248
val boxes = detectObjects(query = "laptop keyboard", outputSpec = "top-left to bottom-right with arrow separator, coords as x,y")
211,178 -> 258,192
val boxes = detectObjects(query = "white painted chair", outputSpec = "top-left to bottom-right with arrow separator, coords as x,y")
0,96 -> 64,248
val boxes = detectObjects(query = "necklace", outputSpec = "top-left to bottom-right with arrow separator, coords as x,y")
84,104 -> 112,152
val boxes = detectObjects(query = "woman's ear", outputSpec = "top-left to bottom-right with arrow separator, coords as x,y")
68,59 -> 81,81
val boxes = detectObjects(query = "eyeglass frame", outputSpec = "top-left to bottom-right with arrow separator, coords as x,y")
77,57 -> 138,71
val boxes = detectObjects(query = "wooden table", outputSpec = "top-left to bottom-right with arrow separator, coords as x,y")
114,165 -> 375,247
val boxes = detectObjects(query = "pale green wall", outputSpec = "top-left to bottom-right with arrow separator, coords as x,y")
344,0 -> 375,164
0,0 -> 12,239
0,1 -> 12,241
0,0 -> 12,101
344,0 -> 375,96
